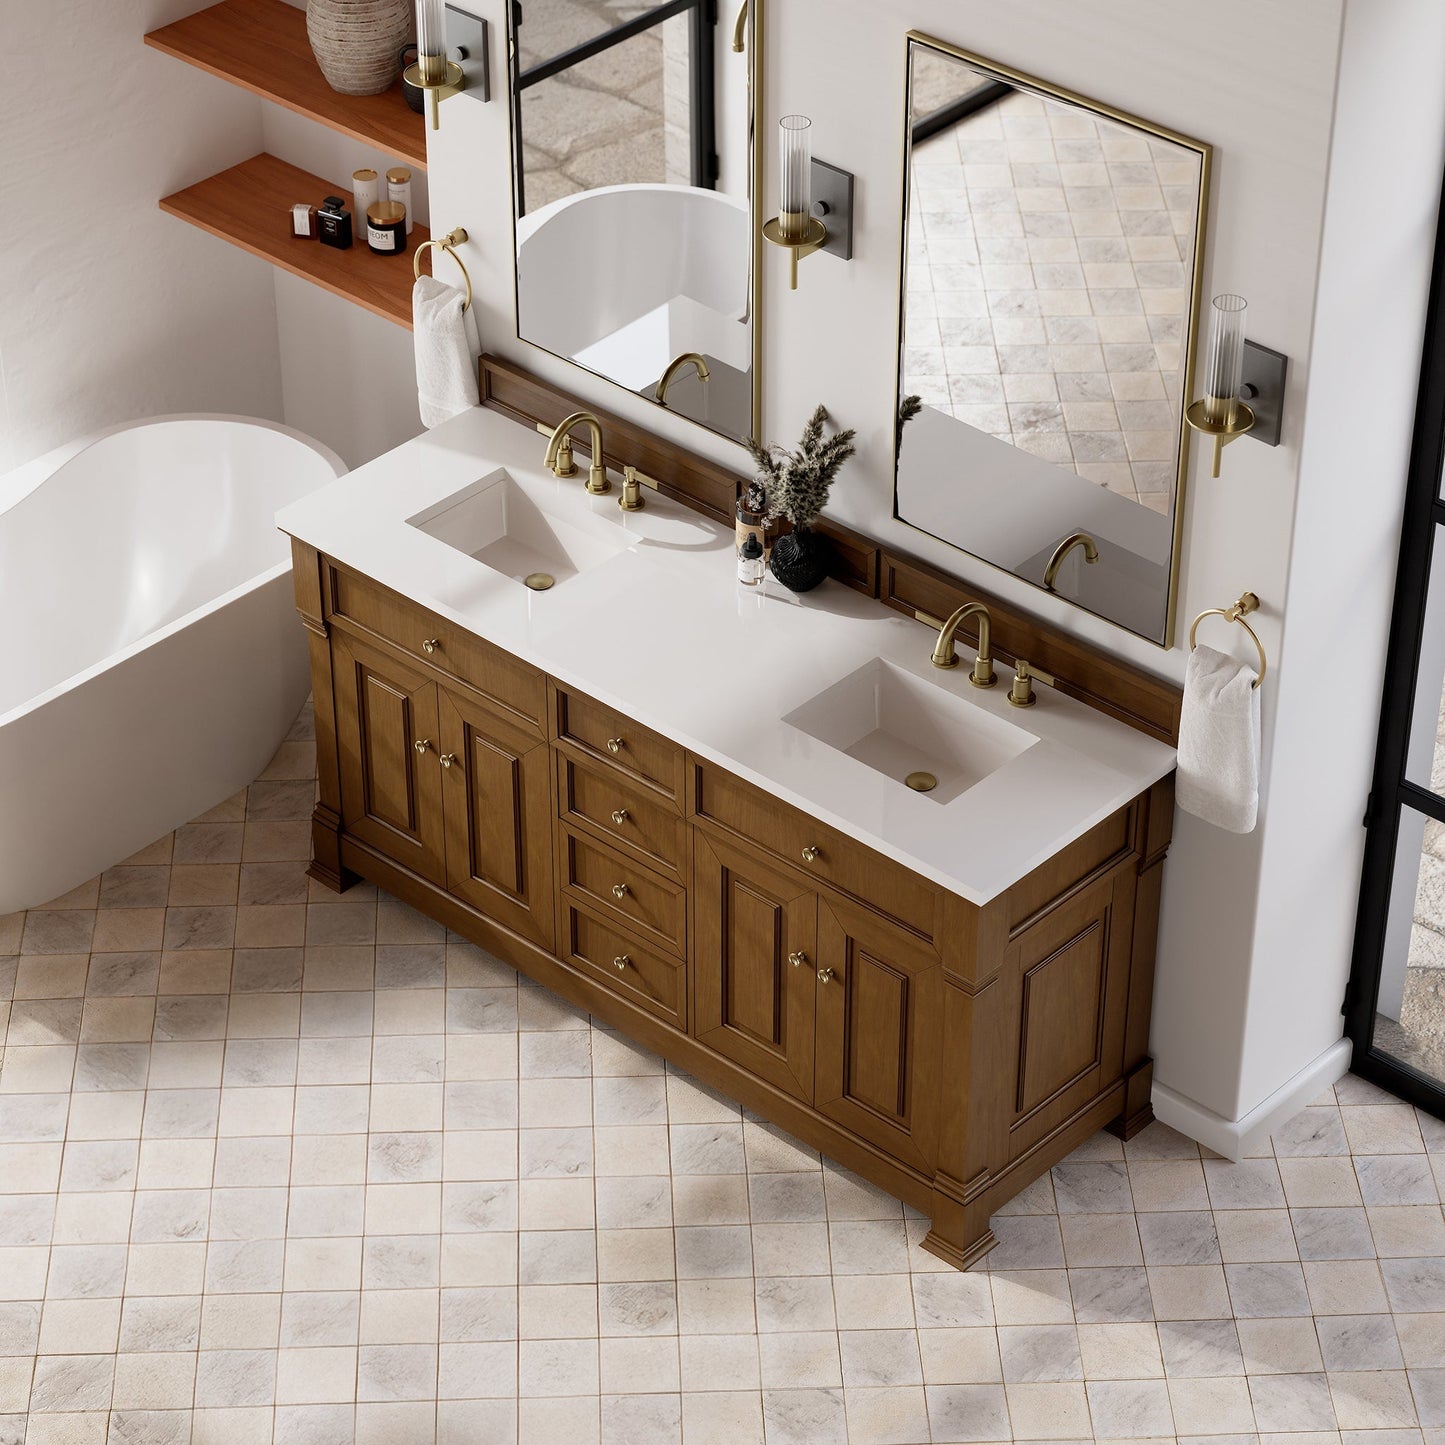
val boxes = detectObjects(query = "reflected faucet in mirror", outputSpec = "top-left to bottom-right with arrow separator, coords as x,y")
656,353 -> 711,409
731,0 -> 747,52
918,603 -> 997,689
1043,533 -> 1100,592
543,411 -> 610,496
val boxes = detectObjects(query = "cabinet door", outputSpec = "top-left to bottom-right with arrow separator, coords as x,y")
814,895 -> 942,1172
1001,868 -> 1137,1157
693,830 -> 817,1101
332,629 -> 445,884
439,686 -> 555,950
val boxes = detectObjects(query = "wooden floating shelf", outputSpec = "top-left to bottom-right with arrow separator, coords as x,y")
161,153 -> 430,329
145,0 -> 427,170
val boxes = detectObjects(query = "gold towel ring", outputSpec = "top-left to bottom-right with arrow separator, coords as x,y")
1189,591 -> 1266,689
414,227 -> 472,312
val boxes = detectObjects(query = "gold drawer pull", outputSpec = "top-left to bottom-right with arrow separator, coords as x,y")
801,845 -> 820,863
414,739 -> 432,755
817,967 -> 835,985
611,809 -> 629,826
788,951 -> 807,968
613,955 -> 630,971
422,638 -> 440,655
611,883 -> 629,899
607,737 -> 624,755
439,753 -> 456,770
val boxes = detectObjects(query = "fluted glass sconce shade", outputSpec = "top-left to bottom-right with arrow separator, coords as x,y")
1185,290 -> 1257,477
1203,293 -> 1247,426
407,0 -> 470,129
778,115 -> 813,243
416,0 -> 448,82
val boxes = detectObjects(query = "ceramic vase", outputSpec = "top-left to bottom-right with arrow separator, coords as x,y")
307,0 -> 413,97
768,529 -> 830,593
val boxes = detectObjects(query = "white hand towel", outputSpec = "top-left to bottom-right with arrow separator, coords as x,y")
413,275 -> 481,428
1176,642 -> 1261,833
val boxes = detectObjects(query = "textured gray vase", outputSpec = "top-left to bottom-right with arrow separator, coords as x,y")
307,0 -> 413,96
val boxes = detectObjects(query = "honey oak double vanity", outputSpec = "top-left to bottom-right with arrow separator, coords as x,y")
278,364 -> 1179,1270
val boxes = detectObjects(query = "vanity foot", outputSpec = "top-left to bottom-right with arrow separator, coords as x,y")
306,858 -> 356,893
920,1224 -> 997,1271
308,805 -> 355,892
1104,1059 -> 1156,1140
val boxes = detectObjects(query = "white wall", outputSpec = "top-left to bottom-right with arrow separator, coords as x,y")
0,0 -> 284,472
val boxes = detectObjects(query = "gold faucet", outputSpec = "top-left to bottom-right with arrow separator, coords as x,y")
918,603 -> 996,688
1042,531 -> 1099,591
543,411 -> 610,495
655,352 -> 711,407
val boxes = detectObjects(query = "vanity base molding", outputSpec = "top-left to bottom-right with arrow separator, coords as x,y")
298,544 -> 1173,1268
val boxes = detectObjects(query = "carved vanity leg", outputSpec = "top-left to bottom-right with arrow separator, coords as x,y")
923,896 -> 1010,1270
293,539 -> 357,894
1105,776 -> 1172,1141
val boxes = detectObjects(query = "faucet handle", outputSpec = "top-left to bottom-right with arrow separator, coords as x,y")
1008,659 -> 1056,709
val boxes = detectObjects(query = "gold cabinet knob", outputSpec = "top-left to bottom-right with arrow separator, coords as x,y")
611,883 -> 629,899
611,809 -> 629,826
607,737 -> 624,755
422,638 -> 440,655
414,739 -> 432,754
439,753 -> 456,770
801,845 -> 820,863
817,967 -> 835,985
788,951 -> 807,968
613,955 -> 629,971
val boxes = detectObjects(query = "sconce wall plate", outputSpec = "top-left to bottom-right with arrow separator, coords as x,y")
1240,339 -> 1287,447
812,158 -> 854,260
445,5 -> 490,103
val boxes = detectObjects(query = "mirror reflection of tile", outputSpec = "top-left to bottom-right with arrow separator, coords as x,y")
903,88 -> 1200,515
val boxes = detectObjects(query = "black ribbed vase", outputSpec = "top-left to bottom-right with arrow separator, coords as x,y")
768,529 -> 830,593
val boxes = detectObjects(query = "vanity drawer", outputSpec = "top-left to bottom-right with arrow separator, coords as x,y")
560,901 -> 686,1031
553,687 -> 684,802
557,755 -> 687,882
325,563 -> 545,729
689,759 -> 942,940
558,824 -> 687,959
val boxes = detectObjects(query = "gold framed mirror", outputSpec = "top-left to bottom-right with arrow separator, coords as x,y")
894,33 -> 1211,646
505,0 -> 762,447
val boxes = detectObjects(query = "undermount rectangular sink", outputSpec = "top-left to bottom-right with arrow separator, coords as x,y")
784,658 -> 1037,805
407,471 -> 626,588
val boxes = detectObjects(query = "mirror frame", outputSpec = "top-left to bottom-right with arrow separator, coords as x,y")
893,31 -> 1212,649
503,0 -> 766,449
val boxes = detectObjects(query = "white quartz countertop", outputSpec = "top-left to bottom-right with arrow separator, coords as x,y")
277,405 -> 1176,907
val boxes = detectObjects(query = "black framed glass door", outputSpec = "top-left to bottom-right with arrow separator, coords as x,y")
1347,176 -> 1445,1112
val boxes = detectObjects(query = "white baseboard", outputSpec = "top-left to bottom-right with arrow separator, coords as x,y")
1152,1037 -> 1354,1161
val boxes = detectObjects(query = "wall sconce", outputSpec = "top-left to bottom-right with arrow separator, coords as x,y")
762,115 -> 855,290
406,1 -> 490,130
1186,293 -> 1288,477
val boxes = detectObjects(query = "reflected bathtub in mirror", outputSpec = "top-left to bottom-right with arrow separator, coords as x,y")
506,0 -> 760,445
893,33 -> 1211,645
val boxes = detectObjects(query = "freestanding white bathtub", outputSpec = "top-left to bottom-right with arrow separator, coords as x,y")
0,416 -> 346,914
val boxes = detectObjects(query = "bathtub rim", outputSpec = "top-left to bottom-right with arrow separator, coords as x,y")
0,413 -> 346,731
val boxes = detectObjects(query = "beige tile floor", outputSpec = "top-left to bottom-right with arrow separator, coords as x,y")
903,89 -> 1198,513
3,705 -> 1445,1443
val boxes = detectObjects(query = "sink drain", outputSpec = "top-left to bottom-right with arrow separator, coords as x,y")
523,573 -> 555,591
905,771 -> 937,792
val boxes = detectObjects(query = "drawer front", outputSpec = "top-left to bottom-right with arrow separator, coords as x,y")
326,563 -> 545,728
554,687 -> 683,801
559,825 -> 686,959
557,755 -> 687,882
689,761 -> 941,940
560,902 -> 686,1031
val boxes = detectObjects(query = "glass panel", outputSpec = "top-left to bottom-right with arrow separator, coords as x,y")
519,21 -> 686,213
1404,531 -> 1445,794
1373,802 -> 1445,1081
